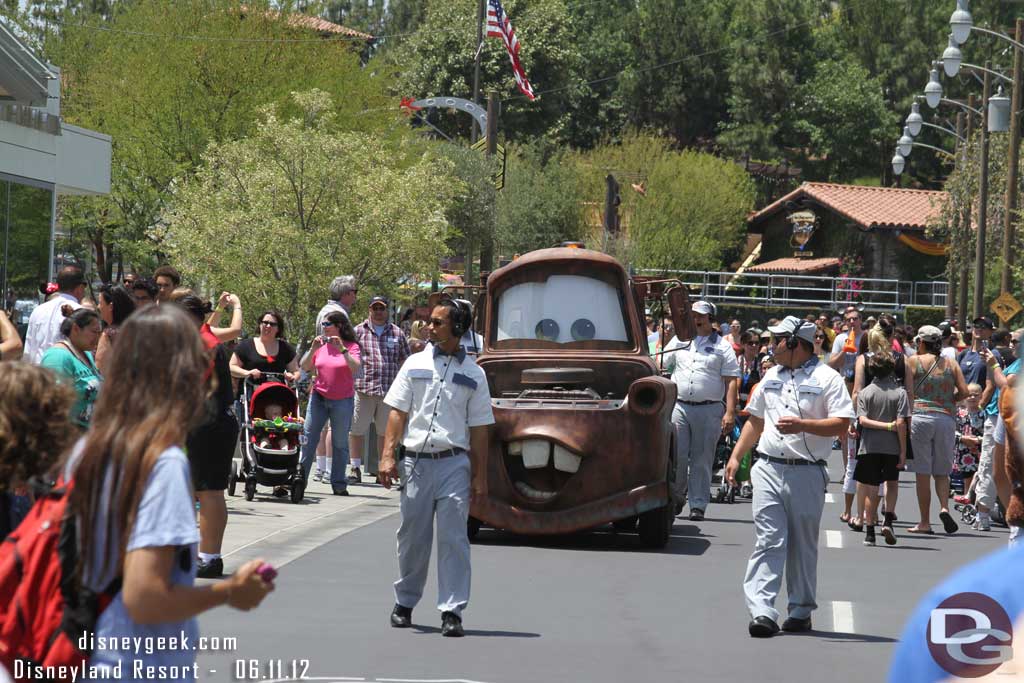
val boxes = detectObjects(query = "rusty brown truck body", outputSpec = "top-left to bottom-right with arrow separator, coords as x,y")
470,247 -> 688,547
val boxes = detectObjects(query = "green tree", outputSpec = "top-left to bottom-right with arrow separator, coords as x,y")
165,90 -> 457,339
496,143 -> 583,255
717,0 -> 828,160
793,56 -> 897,181
573,133 -> 754,269
618,0 -> 733,147
433,143 -> 497,284
629,150 -> 755,271
389,0 -> 584,145
53,0 -> 391,279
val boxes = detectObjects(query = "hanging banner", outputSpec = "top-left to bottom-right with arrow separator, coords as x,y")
897,232 -> 948,257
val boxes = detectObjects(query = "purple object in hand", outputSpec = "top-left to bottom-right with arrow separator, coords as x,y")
256,563 -> 277,583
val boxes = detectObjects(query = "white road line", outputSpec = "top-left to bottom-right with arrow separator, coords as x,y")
824,493 -> 835,503
825,530 -> 843,548
831,600 -> 855,633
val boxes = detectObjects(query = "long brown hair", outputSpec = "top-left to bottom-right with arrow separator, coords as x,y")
71,305 -> 208,584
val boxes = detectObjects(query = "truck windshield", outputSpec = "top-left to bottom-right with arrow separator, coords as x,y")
493,274 -> 632,348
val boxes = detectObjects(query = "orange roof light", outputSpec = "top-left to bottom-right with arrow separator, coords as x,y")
560,241 -> 586,249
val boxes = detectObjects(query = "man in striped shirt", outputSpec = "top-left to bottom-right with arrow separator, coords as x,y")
350,295 -> 411,483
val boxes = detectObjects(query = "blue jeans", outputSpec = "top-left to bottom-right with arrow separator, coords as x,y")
300,392 -> 354,491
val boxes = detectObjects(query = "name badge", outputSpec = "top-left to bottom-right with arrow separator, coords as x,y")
409,369 -> 433,380
762,380 -> 784,391
452,372 -> 478,390
798,384 -> 823,395
704,346 -> 714,353
387,338 -> 397,347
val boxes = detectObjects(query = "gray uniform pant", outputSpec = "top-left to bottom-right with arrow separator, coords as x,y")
671,401 -> 724,510
975,413 -> 1000,510
743,459 -> 828,623
394,453 -> 472,615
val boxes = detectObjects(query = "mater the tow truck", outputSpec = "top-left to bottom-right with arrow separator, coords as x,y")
468,245 -> 693,548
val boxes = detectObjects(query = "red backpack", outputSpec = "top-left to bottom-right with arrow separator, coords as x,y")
0,480 -> 119,675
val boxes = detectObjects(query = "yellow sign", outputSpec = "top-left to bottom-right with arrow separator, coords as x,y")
471,139 -> 506,190
990,291 -> 1023,324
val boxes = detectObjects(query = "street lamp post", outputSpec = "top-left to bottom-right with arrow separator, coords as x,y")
949,3 -> 1024,297
957,108 -> 970,328
975,66 -> 992,319
1001,18 -> 1023,296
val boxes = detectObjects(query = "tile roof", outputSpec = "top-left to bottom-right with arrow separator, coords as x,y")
748,182 -> 949,231
746,257 -> 842,274
241,8 -> 374,40
282,13 -> 374,40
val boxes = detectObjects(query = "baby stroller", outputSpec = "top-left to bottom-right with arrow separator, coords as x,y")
713,426 -> 749,504
228,373 -> 305,503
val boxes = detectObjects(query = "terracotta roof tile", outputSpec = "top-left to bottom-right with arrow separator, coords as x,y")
242,8 -> 374,40
282,13 -> 374,40
749,182 -> 949,231
746,257 -> 842,274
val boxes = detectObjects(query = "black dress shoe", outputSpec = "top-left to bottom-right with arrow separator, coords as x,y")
689,508 -> 705,521
196,557 -> 223,579
441,611 -> 464,637
782,616 -> 812,633
748,616 -> 780,638
390,604 -> 412,628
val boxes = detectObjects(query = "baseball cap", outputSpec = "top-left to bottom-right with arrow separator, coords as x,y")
692,300 -> 716,316
972,316 -> 995,330
767,316 -> 817,345
368,295 -> 389,308
918,325 -> 943,344
937,321 -> 955,338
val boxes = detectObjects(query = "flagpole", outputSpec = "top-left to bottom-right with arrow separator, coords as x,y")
471,0 -> 485,143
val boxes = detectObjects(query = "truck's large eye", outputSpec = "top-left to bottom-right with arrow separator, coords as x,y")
535,319 -> 560,341
571,318 -> 595,341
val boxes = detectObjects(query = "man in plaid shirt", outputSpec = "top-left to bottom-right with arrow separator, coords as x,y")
350,295 -> 411,483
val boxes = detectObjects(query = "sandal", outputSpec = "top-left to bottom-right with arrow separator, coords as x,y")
847,518 -> 863,532
839,513 -> 850,523
939,511 -> 959,534
907,526 -> 935,535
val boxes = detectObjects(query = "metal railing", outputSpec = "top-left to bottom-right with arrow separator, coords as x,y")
637,269 -> 948,312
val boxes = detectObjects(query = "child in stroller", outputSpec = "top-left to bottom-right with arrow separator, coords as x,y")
254,402 -> 298,452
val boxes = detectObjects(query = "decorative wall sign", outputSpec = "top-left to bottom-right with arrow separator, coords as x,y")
787,209 -> 818,252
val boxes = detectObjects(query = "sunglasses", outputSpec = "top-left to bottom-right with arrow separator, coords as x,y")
428,317 -> 448,327
321,321 -> 338,328
745,341 -> 759,347
814,335 -> 826,340
260,320 -> 279,327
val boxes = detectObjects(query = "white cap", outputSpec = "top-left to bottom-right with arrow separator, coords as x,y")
768,316 -> 817,345
692,300 -> 716,317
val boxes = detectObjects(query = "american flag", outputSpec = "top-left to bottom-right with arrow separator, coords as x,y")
486,0 -> 536,101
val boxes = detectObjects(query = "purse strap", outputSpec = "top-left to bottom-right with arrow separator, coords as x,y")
914,356 -> 941,394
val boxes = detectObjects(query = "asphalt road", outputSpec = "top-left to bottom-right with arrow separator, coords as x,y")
196,449 -> 1010,683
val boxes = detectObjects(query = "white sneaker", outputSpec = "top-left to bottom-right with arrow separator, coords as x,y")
975,515 -> 992,531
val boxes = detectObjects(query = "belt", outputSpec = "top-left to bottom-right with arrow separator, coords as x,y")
399,448 -> 464,460
677,399 -> 719,406
759,455 -> 826,467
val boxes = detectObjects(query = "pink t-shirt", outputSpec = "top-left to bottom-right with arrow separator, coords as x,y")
312,341 -> 361,400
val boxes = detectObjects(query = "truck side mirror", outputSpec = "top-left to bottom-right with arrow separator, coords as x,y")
667,286 -> 696,343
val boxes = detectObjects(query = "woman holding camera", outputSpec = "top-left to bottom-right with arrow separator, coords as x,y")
299,311 -> 361,495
